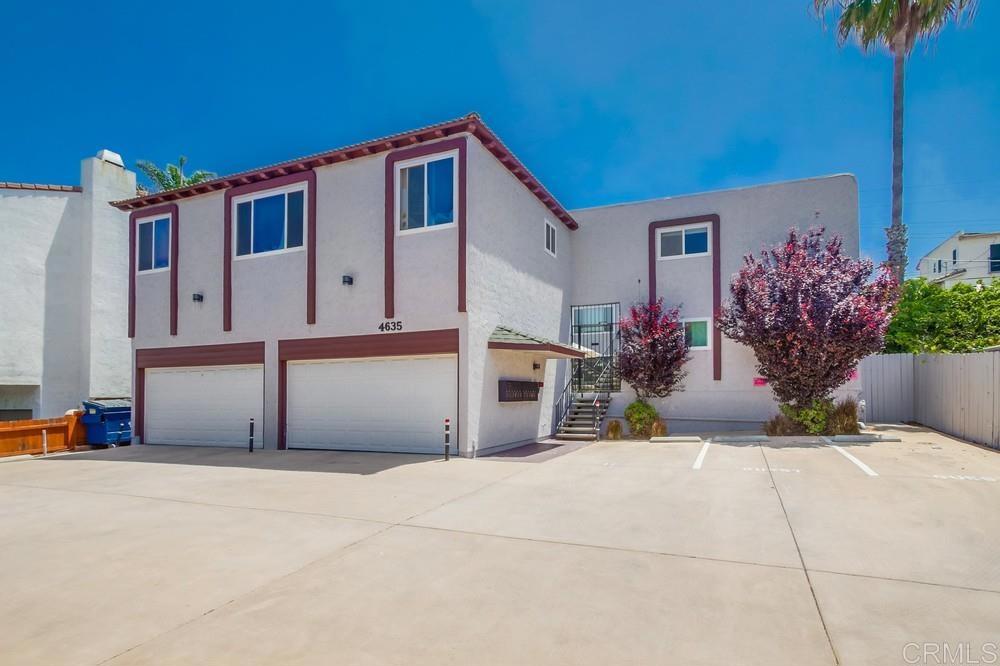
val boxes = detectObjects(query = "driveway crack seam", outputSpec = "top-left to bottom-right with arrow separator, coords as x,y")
760,444 -> 841,666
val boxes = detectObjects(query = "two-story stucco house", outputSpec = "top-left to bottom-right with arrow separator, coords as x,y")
112,113 -> 860,456
916,230 -> 1000,287
1,152 -> 135,420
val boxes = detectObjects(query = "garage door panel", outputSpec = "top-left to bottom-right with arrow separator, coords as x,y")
145,366 -> 264,447
287,356 -> 456,453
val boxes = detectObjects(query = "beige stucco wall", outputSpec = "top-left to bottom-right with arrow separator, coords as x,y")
466,138 -> 575,454
570,174 -> 862,431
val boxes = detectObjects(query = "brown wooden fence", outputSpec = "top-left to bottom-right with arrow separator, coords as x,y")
0,411 -> 86,458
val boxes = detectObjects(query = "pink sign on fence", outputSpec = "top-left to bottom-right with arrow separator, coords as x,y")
753,377 -> 768,387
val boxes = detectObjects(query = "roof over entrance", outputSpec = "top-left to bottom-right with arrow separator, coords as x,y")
487,326 -> 590,359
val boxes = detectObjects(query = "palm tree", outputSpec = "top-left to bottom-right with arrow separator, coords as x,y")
813,0 -> 977,282
135,156 -> 216,193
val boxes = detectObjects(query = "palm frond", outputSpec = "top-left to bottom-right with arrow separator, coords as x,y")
815,0 -> 978,54
134,160 -> 174,192
165,163 -> 184,190
185,170 -> 217,185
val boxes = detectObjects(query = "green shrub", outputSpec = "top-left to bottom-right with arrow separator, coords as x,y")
606,419 -> 623,440
650,419 -> 667,437
624,400 -> 659,438
772,398 -> 861,436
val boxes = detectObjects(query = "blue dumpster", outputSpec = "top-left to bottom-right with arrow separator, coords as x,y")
80,399 -> 132,446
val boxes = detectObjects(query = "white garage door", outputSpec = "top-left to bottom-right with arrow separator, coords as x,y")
145,365 -> 264,447
287,355 -> 457,453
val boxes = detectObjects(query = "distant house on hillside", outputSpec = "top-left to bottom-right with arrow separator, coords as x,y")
0,152 -> 135,420
916,230 -> 1000,288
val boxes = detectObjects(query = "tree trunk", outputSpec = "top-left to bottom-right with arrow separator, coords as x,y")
887,42 -> 908,283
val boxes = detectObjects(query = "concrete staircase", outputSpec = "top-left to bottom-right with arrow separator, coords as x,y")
555,397 -> 610,441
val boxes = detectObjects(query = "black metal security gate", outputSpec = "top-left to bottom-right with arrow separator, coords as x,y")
570,303 -> 621,392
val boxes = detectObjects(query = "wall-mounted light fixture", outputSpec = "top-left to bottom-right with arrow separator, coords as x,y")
192,292 -> 204,302
532,362 -> 541,370
342,275 -> 354,286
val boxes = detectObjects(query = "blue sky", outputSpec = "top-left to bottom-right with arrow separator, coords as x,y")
2,1 -> 996,274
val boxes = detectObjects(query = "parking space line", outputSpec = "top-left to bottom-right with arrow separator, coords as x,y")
827,443 -> 879,477
692,441 -> 711,470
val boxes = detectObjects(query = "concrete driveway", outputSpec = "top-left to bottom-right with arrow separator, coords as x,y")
1,427 -> 998,665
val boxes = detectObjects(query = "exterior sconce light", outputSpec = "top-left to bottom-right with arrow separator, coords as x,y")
342,275 -> 354,286
192,292 -> 204,302
533,362 -> 541,370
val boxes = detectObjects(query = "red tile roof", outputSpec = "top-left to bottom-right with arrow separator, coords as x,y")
111,113 -> 577,229
0,182 -> 81,193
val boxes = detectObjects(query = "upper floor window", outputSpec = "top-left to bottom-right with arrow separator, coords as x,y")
990,244 -> 1000,273
683,318 -> 711,350
396,153 -> 456,233
658,224 -> 710,260
544,219 -> 557,258
234,185 -> 305,258
952,248 -> 958,265
137,215 -> 170,273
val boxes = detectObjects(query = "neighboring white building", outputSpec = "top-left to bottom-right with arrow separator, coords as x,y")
0,152 -> 136,420
113,114 -> 860,454
916,230 -> 1000,287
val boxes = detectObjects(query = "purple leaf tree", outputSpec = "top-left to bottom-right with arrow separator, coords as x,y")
717,228 -> 897,408
618,299 -> 690,399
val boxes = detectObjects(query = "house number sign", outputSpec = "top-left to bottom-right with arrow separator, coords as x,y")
378,321 -> 403,332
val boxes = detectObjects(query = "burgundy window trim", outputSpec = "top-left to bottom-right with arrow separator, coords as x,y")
129,204 -> 180,338
647,214 -> 722,381
276,328 -> 460,450
223,171 -> 318,332
384,137 -> 467,319
133,342 -> 266,442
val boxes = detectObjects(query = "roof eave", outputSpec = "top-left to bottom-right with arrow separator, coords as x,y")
112,114 -> 578,229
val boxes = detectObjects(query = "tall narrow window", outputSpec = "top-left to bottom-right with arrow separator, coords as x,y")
544,219 -> 557,257
990,244 -> 1000,273
233,186 -> 305,257
397,154 -> 456,232
137,216 -> 171,272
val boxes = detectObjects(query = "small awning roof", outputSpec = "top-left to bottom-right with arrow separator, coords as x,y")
487,326 -> 593,359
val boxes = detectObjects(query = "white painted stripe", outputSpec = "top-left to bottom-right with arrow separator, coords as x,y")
692,441 -> 711,470
829,444 -> 879,477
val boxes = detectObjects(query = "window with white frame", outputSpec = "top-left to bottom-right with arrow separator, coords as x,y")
658,224 -> 710,259
544,219 -> 557,257
234,185 -> 305,257
137,215 -> 171,272
396,153 -> 456,232
683,318 -> 711,350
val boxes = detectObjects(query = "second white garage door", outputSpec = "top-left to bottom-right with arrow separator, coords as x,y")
286,355 -> 457,453
145,365 -> 264,447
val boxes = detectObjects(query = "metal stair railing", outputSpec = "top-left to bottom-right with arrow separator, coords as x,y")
588,357 -> 615,433
554,370 -> 577,435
